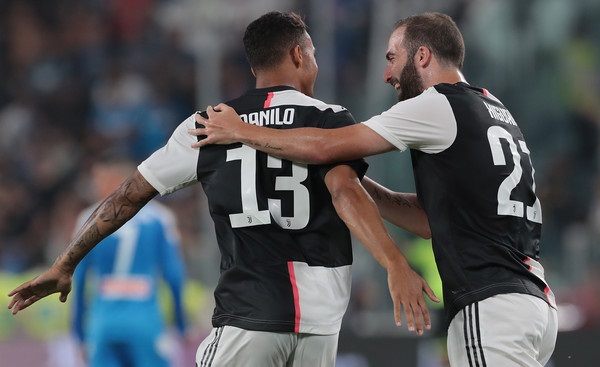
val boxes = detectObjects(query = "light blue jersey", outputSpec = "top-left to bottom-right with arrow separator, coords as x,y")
72,201 -> 186,367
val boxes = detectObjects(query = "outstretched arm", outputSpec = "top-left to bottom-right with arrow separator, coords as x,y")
324,165 -> 439,334
190,104 -> 396,164
361,177 -> 431,239
7,170 -> 158,314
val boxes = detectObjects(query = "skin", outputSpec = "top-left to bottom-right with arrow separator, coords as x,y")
184,25 -> 468,331
8,27 -> 439,335
7,170 -> 158,310
189,26 -> 465,163
361,177 -> 430,239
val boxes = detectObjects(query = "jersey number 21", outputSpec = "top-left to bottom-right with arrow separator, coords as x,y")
487,126 -> 542,223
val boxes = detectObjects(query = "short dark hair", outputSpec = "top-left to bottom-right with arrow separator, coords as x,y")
394,12 -> 465,69
243,11 -> 308,72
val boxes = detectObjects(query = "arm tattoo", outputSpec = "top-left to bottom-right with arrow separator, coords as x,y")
372,187 -> 422,209
247,140 -> 283,152
247,140 -> 264,148
264,142 -> 283,151
57,171 -> 157,270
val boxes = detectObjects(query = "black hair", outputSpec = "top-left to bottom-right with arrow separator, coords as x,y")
243,11 -> 308,72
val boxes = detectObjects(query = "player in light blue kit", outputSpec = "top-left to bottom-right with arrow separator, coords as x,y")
71,154 -> 187,367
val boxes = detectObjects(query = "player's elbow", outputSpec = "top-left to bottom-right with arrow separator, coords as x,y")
308,150 -> 334,165
307,142 -> 342,165
299,134 -> 346,165
330,181 -> 361,206
417,225 -> 432,240
325,175 -> 365,212
406,211 -> 431,239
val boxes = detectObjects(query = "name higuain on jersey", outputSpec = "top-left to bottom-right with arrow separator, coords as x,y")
482,101 -> 517,126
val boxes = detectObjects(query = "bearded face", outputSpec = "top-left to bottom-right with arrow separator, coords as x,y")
397,54 -> 425,102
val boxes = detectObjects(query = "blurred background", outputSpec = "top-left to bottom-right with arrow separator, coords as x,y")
0,0 -> 599,366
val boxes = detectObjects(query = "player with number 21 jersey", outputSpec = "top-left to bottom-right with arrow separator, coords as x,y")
362,82 -> 555,323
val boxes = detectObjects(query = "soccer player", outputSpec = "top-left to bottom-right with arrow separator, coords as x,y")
191,12 -> 558,367
8,11 -> 437,367
71,155 -> 187,367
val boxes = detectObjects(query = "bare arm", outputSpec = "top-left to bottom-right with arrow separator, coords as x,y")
324,165 -> 439,334
191,104 -> 396,164
8,170 -> 158,314
361,177 -> 431,239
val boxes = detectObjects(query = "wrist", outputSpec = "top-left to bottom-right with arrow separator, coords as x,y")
237,122 -> 254,143
54,254 -> 77,274
384,250 -> 409,272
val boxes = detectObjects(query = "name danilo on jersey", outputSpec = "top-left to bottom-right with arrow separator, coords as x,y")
240,108 -> 296,126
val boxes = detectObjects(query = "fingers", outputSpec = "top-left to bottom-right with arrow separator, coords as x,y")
213,103 -> 230,112
206,105 -> 220,117
7,283 -> 29,310
393,297 -> 427,335
59,291 -> 69,303
403,301 -> 430,336
394,302 -> 402,327
403,302 -> 419,335
194,112 -> 208,128
8,293 -> 39,315
392,291 -> 433,336
7,280 -> 31,297
418,298 -> 432,332
423,282 -> 441,303
202,103 -> 230,120
7,294 -> 19,310
190,113 -> 209,148
189,105 -> 239,148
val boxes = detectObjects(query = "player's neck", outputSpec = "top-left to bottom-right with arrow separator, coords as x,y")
425,68 -> 466,88
255,69 -> 300,91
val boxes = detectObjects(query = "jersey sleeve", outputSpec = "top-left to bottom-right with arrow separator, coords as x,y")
362,87 -> 458,154
138,114 -> 199,196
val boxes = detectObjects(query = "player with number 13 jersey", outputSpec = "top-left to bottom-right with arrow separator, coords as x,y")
139,86 -> 367,335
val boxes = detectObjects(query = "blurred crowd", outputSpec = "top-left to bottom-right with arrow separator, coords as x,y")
0,0 -> 199,273
0,0 -> 599,334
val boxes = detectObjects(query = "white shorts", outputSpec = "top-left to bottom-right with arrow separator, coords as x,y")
447,293 -> 558,367
195,326 -> 339,367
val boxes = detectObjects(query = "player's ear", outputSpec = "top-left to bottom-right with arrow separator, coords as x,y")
250,67 -> 256,77
291,45 -> 302,68
416,46 -> 432,68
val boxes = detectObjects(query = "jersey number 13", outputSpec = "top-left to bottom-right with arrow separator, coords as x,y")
227,145 -> 310,230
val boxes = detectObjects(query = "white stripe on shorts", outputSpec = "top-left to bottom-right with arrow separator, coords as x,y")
463,303 -> 487,367
197,326 -> 223,367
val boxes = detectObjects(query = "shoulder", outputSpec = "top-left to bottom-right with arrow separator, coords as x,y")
270,90 -> 349,114
363,87 -> 457,153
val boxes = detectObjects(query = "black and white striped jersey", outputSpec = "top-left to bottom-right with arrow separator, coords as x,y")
363,82 -> 555,326
139,86 -> 368,334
